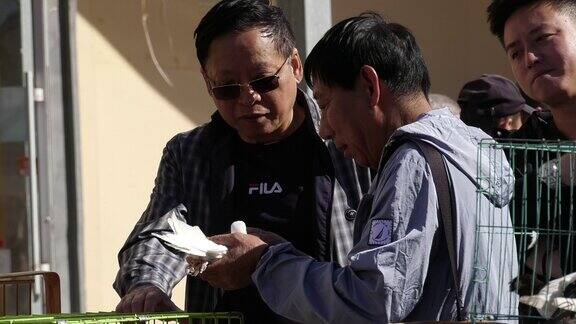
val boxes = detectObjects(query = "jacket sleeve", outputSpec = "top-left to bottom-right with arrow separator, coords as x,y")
252,144 -> 440,323
113,135 -> 189,296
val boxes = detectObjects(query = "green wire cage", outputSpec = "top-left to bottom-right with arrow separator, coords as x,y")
0,312 -> 243,324
471,140 -> 576,323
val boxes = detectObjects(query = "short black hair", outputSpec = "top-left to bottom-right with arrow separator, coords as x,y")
304,12 -> 430,99
487,0 -> 576,43
194,0 -> 296,68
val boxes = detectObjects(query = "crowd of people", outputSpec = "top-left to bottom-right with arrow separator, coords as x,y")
113,0 -> 576,323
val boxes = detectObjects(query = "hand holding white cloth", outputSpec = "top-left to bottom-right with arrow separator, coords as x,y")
151,214 -> 248,276
151,214 -> 228,260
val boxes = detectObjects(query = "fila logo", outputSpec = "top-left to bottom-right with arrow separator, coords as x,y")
248,182 -> 283,195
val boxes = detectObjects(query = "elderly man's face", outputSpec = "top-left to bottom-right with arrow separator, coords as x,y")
503,3 -> 576,107
314,80 -> 386,169
203,28 -> 302,144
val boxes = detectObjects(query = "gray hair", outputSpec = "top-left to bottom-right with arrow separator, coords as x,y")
429,93 -> 461,118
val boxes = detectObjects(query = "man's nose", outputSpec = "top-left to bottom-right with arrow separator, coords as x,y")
524,49 -> 539,69
238,84 -> 260,106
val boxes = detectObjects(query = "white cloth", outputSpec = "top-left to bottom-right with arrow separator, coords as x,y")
151,213 -> 228,260
151,210 -> 248,276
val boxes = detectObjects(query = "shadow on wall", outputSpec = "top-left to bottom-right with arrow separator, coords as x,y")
79,0 -> 513,124
331,0 -> 512,100
78,0 -> 219,124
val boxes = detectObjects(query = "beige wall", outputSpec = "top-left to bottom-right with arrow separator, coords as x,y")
75,0 -> 514,312
332,0 -> 513,100
76,0 -> 217,311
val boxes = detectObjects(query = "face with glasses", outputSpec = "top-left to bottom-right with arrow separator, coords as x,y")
202,28 -> 304,144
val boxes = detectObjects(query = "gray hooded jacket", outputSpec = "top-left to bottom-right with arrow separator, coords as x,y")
252,108 -> 519,323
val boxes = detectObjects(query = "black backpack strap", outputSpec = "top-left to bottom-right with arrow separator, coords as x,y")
413,140 -> 464,321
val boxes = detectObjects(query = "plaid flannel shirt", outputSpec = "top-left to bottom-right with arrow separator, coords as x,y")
113,89 -> 371,310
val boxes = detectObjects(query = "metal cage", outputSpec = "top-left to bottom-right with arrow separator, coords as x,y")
0,312 -> 244,324
472,140 -> 576,323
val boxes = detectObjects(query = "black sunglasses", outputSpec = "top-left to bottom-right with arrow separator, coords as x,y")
208,57 -> 291,100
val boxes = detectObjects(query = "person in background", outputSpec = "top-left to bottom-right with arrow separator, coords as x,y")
113,1 -> 370,322
196,13 -> 518,323
457,74 -> 535,138
487,0 -> 576,140
429,93 -> 461,118
487,0 -> 576,320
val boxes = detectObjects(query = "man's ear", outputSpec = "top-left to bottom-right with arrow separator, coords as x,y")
201,69 -> 214,97
359,65 -> 380,107
290,48 -> 303,83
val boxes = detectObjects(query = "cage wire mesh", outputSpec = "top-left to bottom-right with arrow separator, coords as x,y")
0,312 -> 243,324
472,140 -> 576,323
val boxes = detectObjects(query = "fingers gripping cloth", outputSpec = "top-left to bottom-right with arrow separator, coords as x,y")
151,212 -> 247,276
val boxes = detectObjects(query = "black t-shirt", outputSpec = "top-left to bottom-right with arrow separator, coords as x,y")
217,122 -> 316,324
233,122 -> 316,255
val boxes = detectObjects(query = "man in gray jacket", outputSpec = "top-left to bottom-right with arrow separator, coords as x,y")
199,13 -> 519,323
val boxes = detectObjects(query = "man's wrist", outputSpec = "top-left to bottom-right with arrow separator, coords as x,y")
126,282 -> 160,295
256,243 -> 271,259
250,243 -> 270,274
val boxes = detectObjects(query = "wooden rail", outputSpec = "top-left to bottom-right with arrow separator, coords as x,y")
0,271 -> 60,315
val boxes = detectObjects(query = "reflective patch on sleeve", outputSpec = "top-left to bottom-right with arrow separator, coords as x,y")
368,219 -> 393,246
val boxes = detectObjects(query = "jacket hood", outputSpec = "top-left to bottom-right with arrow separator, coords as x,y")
388,108 -> 515,208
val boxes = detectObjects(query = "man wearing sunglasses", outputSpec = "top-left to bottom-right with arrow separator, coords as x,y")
196,13 -> 518,324
113,0 -> 370,322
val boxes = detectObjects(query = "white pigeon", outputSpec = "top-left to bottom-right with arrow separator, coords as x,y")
527,230 -> 538,251
185,220 -> 248,276
519,271 -> 576,319
152,214 -> 228,259
552,297 -> 576,313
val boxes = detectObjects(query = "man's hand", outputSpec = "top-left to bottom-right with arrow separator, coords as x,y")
247,227 -> 288,245
115,284 -> 181,313
197,233 -> 269,290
